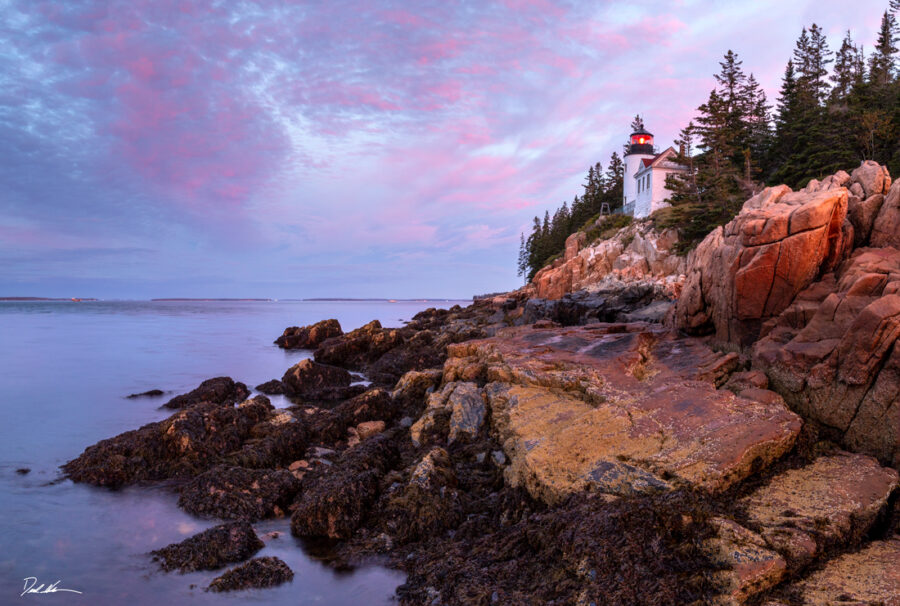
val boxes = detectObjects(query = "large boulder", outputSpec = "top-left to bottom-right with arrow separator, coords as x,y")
674,186 -> 849,347
521,283 -> 673,326
850,159 -> 891,199
870,179 -> 900,248
314,320 -> 405,369
163,377 -> 250,409
753,247 -> 900,466
274,318 -> 342,349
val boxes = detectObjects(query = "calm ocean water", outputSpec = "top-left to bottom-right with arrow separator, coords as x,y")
0,300 -> 463,605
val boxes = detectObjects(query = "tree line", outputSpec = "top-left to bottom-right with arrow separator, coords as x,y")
519,2 -> 899,277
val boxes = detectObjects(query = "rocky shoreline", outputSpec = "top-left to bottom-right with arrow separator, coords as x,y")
64,162 -> 900,604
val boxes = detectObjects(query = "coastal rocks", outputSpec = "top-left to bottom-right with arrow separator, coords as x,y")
531,223 -> 685,300
390,368 -> 443,409
521,283 -> 673,326
447,325 -> 801,504
163,377 -> 250,409
254,379 -> 285,395
447,382 -> 486,443
776,538 -> 900,605
63,395 -> 275,487
753,247 -> 900,465
314,320 -> 405,370
281,359 -> 363,401
847,192 -> 885,246
126,389 -> 164,399
379,447 -> 462,544
290,432 -> 400,539
313,388 -> 397,443
706,517 -> 786,605
178,466 -> 301,521
739,452 -> 898,568
207,557 -> 294,592
850,159 -> 892,199
675,185 -> 849,347
274,318 -> 342,349
870,179 -> 900,248
151,521 -> 263,572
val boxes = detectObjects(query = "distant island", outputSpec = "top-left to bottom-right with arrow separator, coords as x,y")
0,297 -> 98,301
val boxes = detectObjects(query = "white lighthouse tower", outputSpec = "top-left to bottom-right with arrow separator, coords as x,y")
622,121 -> 655,216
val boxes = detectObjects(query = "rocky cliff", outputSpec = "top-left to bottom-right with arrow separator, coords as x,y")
529,221 -> 686,300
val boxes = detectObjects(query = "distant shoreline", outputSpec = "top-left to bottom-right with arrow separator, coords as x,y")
1,297 -> 472,302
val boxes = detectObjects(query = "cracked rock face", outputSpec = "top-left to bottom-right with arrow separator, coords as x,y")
445,324 -> 801,504
753,247 -> 900,466
675,186 -> 849,347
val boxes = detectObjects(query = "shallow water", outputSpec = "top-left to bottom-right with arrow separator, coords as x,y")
0,300 -> 463,604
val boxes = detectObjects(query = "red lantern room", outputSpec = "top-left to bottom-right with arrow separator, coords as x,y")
626,128 -> 655,156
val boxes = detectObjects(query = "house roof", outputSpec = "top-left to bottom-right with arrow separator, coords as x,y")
633,147 -> 687,178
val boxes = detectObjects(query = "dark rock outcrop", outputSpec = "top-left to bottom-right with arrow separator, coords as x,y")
178,465 -> 301,521
291,431 -> 400,539
63,396 -> 274,487
163,377 -> 250,409
280,359 -> 363,401
521,284 -> 672,326
254,379 -> 285,395
126,389 -> 164,399
151,521 -> 263,572
275,318 -> 342,349
207,557 -> 294,592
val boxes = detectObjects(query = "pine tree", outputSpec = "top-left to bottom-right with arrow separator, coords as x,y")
517,233 -> 527,279
833,31 -> 861,100
869,10 -> 899,87
793,25 -> 832,104
604,152 -> 624,209
630,114 -> 645,132
742,73 -> 772,179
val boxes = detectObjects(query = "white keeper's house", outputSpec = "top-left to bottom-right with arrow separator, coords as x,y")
622,122 -> 688,219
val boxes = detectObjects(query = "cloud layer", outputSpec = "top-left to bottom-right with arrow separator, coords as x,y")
0,0 -> 888,298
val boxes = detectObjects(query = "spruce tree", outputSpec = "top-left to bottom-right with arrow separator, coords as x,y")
832,31 -> 861,100
869,10 -> 899,87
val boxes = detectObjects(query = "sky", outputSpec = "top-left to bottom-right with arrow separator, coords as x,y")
0,0 -> 891,299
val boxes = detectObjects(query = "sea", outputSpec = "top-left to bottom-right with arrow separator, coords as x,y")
0,299 -> 465,605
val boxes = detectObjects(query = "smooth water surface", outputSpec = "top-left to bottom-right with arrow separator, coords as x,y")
0,300 -> 463,605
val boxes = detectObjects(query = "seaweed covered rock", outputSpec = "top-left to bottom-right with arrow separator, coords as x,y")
275,318 -> 342,349
207,557 -> 294,592
291,432 -> 400,539
254,379 -> 285,395
390,368 -> 443,409
314,320 -> 405,369
312,388 -> 397,444
675,185 -> 849,347
151,521 -> 263,572
178,466 -> 302,520
398,491 -> 719,605
280,359 -> 363,401
753,247 -> 900,465
163,377 -> 250,409
63,396 -> 274,487
379,447 -> 462,544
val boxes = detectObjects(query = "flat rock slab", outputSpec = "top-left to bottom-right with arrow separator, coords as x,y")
786,537 -> 900,605
447,325 -> 802,504
740,452 -> 898,567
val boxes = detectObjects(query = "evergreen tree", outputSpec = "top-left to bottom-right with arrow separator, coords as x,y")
832,31 -> 861,100
869,10 -> 899,87
742,73 -> 772,179
604,152 -> 624,209
630,114 -> 645,132
517,232 -> 527,279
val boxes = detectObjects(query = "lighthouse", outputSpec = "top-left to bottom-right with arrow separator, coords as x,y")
622,118 -> 688,219
623,124 -> 656,215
